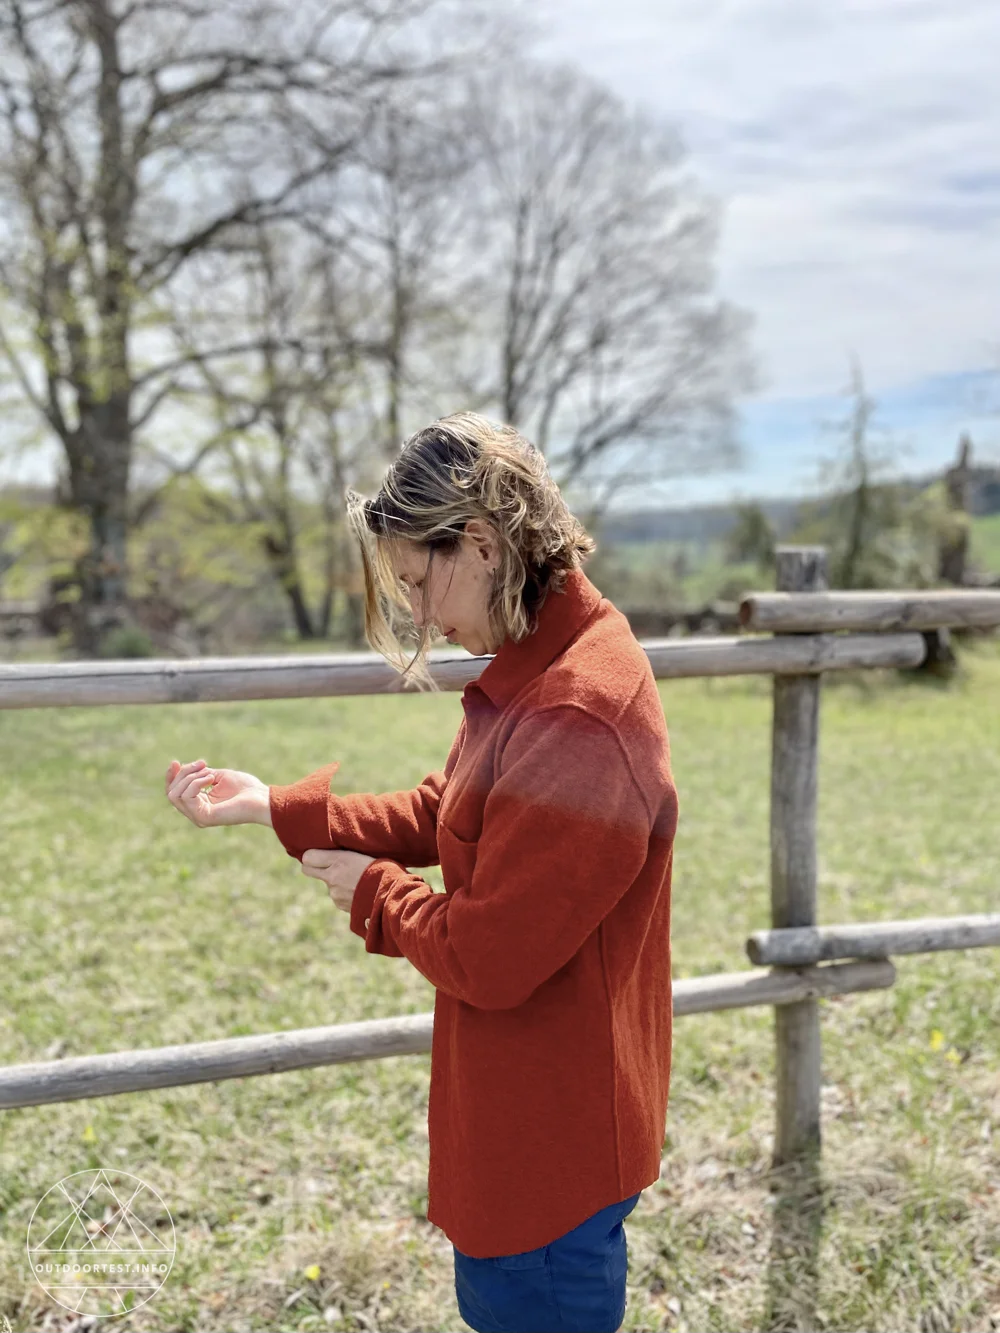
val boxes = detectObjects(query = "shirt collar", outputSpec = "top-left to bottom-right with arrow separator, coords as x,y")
463,566 -> 603,713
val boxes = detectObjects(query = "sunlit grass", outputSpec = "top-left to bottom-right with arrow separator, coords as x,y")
1,642 -> 998,1330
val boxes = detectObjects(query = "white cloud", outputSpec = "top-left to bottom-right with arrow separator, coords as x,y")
533,0 -> 1000,397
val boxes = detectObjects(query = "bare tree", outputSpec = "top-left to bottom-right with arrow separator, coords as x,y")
170,76 -> 507,643
452,59 -> 756,521
0,0 -> 505,653
150,72 -> 492,643
834,360 -> 878,590
332,96 -> 481,453
170,218 -> 386,641
181,56 -> 758,633
796,358 -> 904,590
186,225 -> 327,639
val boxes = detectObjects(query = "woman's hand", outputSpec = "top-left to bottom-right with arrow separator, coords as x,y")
300,848 -> 376,914
165,758 -> 272,828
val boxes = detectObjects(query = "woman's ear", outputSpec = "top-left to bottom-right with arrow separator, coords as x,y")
466,518 -> 498,566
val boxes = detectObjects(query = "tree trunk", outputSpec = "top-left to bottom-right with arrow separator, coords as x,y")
838,479 -> 869,589
317,581 -> 334,640
262,532 -> 316,640
65,401 -> 134,656
938,527 -> 970,586
939,433 -> 972,585
284,579 -> 317,640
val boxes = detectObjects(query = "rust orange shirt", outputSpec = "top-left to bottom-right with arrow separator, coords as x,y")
268,566 -> 678,1258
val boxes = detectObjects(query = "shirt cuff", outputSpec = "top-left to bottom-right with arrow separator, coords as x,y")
350,858 -> 411,956
269,762 -> 342,860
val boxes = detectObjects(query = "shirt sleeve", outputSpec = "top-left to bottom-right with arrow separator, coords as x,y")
347,705 -> 661,1009
269,717 -> 466,868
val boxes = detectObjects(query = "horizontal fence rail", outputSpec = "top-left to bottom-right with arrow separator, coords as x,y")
0,633 -> 927,709
0,960 -> 894,1110
747,913 -> 1000,967
740,589 -> 1000,634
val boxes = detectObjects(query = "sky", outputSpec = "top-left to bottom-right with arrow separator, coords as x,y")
534,0 -> 1000,508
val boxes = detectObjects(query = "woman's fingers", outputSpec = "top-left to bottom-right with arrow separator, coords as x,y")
165,762 -> 206,789
177,769 -> 216,801
167,766 -> 218,823
166,758 -> 208,797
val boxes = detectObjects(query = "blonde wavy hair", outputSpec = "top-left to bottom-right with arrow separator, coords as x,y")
344,412 -> 597,692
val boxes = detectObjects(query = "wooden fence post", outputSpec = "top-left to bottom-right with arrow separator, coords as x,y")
770,545 -> 828,1165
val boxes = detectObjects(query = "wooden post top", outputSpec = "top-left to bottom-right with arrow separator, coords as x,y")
775,546 -> 829,596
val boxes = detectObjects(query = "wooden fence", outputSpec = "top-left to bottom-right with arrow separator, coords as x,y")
1,547 -> 999,1178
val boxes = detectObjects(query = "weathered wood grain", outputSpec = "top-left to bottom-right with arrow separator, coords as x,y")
0,633 -> 926,709
770,547 -> 828,1166
740,589 -> 1000,633
747,913 -> 1000,966
0,961 -> 895,1110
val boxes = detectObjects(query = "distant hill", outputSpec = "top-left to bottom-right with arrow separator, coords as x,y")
593,497 -> 802,545
593,463 -> 1000,546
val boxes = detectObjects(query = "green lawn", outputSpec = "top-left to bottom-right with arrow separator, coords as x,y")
1,643 -> 999,1331
971,513 -> 1000,577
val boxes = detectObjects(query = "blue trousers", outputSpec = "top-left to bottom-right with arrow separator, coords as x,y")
453,1192 -> 642,1333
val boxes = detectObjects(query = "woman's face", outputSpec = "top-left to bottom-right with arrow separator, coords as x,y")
391,521 -> 502,657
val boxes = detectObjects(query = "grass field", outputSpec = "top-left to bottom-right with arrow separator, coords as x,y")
972,514 -> 1000,577
1,642 -> 999,1331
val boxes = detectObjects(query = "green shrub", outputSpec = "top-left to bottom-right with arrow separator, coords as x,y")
97,624 -> 155,659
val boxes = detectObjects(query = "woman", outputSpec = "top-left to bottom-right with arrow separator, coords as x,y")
165,412 -> 678,1333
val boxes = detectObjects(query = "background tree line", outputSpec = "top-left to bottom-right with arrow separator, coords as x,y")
0,0 -> 754,657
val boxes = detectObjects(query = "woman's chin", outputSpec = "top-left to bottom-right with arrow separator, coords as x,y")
439,627 -> 493,656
